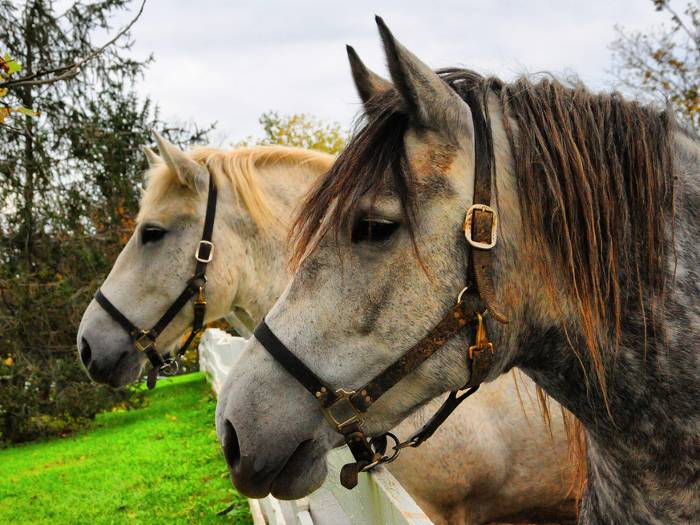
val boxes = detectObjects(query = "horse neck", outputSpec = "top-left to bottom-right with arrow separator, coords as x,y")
504,129 -> 700,522
224,160 -> 323,323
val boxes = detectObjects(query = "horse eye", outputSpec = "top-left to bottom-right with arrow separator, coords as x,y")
141,226 -> 167,245
352,217 -> 400,244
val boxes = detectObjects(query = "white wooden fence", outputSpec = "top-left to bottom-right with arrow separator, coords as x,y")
199,328 -> 433,525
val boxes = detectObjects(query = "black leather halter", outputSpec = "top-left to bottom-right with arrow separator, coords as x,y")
254,90 -> 507,489
95,173 -> 218,389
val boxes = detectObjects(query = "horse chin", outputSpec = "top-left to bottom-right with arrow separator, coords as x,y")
114,361 -> 144,388
94,353 -> 143,388
269,442 -> 328,500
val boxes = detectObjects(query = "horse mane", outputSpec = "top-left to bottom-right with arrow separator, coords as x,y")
141,145 -> 334,229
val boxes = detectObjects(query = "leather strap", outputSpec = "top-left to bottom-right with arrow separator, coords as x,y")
94,288 -> 139,335
406,386 -> 479,447
254,299 -> 476,412
254,321 -> 334,406
350,301 -> 472,410
463,90 -> 507,324
150,279 -> 201,337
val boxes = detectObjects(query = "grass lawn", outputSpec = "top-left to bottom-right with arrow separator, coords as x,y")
0,372 -> 251,524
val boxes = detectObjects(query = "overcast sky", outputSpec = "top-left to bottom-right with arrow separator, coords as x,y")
108,0 -> 665,145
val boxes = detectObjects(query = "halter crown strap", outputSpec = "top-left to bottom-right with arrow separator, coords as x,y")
463,89 -> 507,324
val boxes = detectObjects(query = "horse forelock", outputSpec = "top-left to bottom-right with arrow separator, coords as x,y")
289,90 -> 418,268
139,145 -> 334,229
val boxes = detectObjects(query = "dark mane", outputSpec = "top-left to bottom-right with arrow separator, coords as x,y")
289,89 -> 417,266
290,70 -> 675,369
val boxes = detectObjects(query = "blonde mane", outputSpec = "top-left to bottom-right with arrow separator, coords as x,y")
140,145 -> 335,229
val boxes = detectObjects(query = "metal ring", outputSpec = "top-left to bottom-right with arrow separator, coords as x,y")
360,433 -> 402,472
382,433 -> 402,464
360,459 -> 381,472
160,359 -> 179,376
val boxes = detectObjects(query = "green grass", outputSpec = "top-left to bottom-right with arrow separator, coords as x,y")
0,373 -> 251,524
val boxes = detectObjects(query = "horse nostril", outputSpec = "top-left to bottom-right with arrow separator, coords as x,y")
80,338 -> 92,367
222,419 -> 241,469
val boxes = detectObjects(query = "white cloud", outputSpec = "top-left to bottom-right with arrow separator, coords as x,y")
109,0 -> 664,144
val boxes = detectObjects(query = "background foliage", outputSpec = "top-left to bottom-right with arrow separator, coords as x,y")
242,111 -> 345,154
0,0 -> 211,444
611,0 -> 700,130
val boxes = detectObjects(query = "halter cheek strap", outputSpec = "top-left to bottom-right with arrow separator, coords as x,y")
254,90 -> 508,489
94,173 -> 218,389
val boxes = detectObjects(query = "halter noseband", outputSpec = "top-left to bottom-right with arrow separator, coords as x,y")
95,173 -> 218,389
254,90 -> 508,489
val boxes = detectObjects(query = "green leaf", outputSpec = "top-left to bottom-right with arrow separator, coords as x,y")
7,60 -> 21,75
2,52 -> 22,75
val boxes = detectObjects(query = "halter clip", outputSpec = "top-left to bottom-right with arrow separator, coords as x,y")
195,285 -> 207,306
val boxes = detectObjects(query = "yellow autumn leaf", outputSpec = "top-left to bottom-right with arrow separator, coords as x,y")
3,356 -> 13,367
15,106 -> 37,116
0,88 -> 7,97
0,107 -> 11,123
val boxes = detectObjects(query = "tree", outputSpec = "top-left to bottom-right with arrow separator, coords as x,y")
242,111 -> 345,154
611,0 -> 700,130
0,0 -> 212,444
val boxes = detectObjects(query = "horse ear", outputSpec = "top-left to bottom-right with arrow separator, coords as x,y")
346,45 -> 392,110
152,131 -> 207,193
142,146 -> 161,168
375,16 -> 471,137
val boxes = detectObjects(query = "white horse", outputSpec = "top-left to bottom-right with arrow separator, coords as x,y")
77,135 -> 575,524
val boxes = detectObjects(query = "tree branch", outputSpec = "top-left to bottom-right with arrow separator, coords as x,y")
663,3 -> 699,44
0,0 -> 146,90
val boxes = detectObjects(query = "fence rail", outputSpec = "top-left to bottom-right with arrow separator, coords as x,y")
199,328 -> 433,525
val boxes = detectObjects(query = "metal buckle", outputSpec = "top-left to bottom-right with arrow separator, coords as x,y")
134,330 -> 155,353
464,204 -> 497,250
322,389 -> 363,432
195,240 -> 214,263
